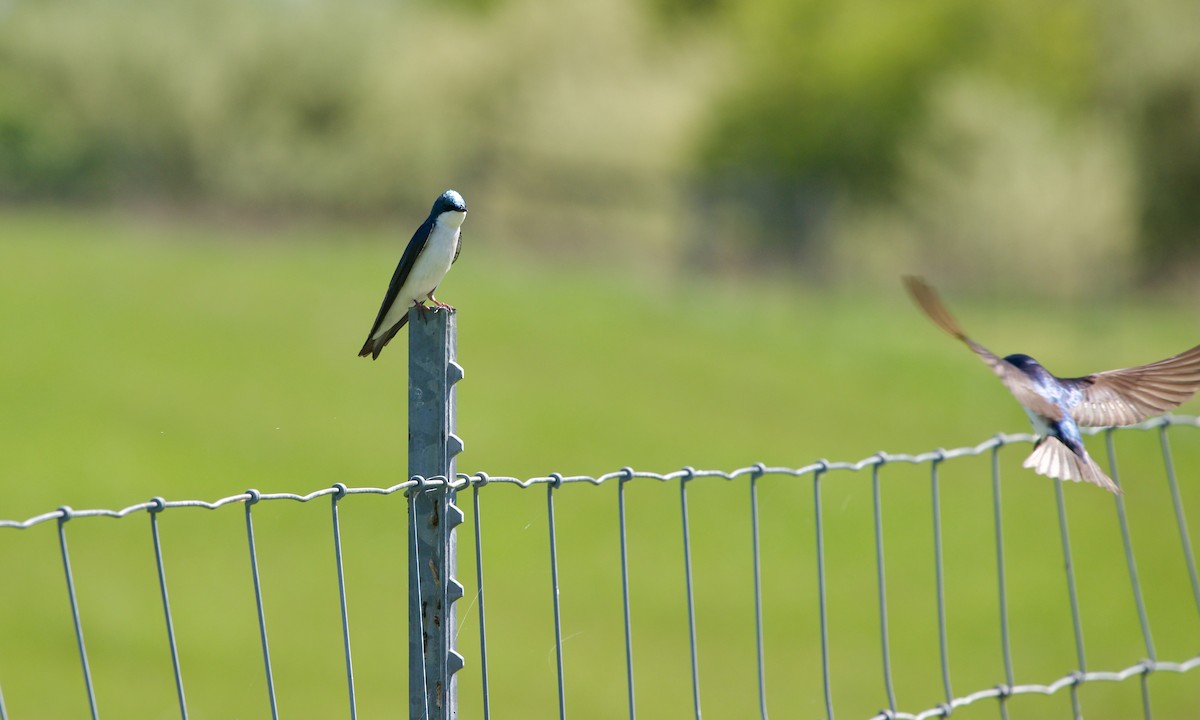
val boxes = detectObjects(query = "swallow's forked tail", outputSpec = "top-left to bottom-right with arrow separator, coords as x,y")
1023,436 -> 1122,495
358,316 -> 408,360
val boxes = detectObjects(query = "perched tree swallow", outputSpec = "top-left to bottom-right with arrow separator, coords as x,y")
904,276 -> 1200,494
359,190 -> 468,360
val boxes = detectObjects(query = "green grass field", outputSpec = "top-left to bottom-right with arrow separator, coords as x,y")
2,208 -> 1199,718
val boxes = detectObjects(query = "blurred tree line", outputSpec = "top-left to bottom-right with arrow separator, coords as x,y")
0,0 -> 1196,289
690,0 -> 1200,290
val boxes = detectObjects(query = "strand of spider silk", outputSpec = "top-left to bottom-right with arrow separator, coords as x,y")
329,488 -> 357,720
244,497 -> 279,720
680,473 -> 702,720
1053,479 -> 1086,718
1104,431 -> 1155,720
990,446 -> 1014,720
1158,426 -> 1200,626
473,482 -> 493,720
618,474 -> 637,720
750,471 -> 769,720
871,462 -> 897,714
149,504 -> 188,719
930,458 -> 953,710
547,481 -> 567,720
814,469 -> 834,719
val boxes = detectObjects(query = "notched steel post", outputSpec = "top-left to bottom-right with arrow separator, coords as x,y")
408,307 -> 465,720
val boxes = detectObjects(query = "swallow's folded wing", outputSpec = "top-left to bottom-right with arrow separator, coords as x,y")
903,276 -> 1064,420
1062,343 -> 1200,426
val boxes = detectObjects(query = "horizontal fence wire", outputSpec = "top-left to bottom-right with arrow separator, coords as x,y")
2,414 -> 1199,720
5,416 -> 1199,529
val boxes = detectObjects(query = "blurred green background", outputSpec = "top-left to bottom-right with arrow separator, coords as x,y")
2,0 -> 1200,717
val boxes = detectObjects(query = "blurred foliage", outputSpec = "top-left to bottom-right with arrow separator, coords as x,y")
858,77 -> 1137,297
0,0 -> 1198,286
694,0 -> 1200,285
0,0 -> 713,219
1099,0 -> 1200,278
0,0 -> 488,208
701,0 -> 984,193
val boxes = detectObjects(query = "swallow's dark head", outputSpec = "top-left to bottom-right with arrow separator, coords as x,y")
1003,353 -> 1053,381
431,189 -> 467,216
1003,353 -> 1039,369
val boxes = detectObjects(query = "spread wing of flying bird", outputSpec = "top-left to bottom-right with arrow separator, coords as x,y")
1059,346 -> 1200,426
903,276 -> 1064,420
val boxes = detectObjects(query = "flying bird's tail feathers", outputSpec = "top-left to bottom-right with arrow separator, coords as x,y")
358,317 -> 408,360
1023,437 -> 1122,495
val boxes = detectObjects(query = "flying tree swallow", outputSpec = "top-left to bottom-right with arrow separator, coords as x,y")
904,276 -> 1200,494
359,190 -> 468,360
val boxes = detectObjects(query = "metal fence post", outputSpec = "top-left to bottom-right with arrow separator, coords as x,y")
408,307 -> 466,720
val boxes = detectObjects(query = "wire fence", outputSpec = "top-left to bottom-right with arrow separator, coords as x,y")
2,415 -> 1199,718
3,310 -> 1200,718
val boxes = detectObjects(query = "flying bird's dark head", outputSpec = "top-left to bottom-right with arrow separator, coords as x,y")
1004,353 -> 1048,377
432,189 -> 467,216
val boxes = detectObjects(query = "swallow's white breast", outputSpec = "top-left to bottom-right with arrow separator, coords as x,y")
377,210 -> 465,333
1024,407 -> 1054,435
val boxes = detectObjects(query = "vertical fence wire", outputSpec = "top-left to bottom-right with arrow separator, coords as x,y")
1159,426 -> 1200,626
929,456 -> 953,715
149,500 -> 188,720
329,485 -> 357,720
749,467 -> 769,720
547,477 -> 567,720
472,480 -> 493,720
679,470 -> 702,720
57,509 -> 99,720
813,467 -> 835,720
1103,431 -> 1156,720
407,489 -> 431,720
990,445 -> 1014,720
243,492 -> 279,720
871,461 -> 897,715
617,471 -> 637,720
1105,432 -> 1158,661
1052,478 -> 1086,718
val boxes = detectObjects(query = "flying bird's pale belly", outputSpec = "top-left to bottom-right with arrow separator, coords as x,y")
378,219 -> 462,332
1024,408 -> 1054,436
